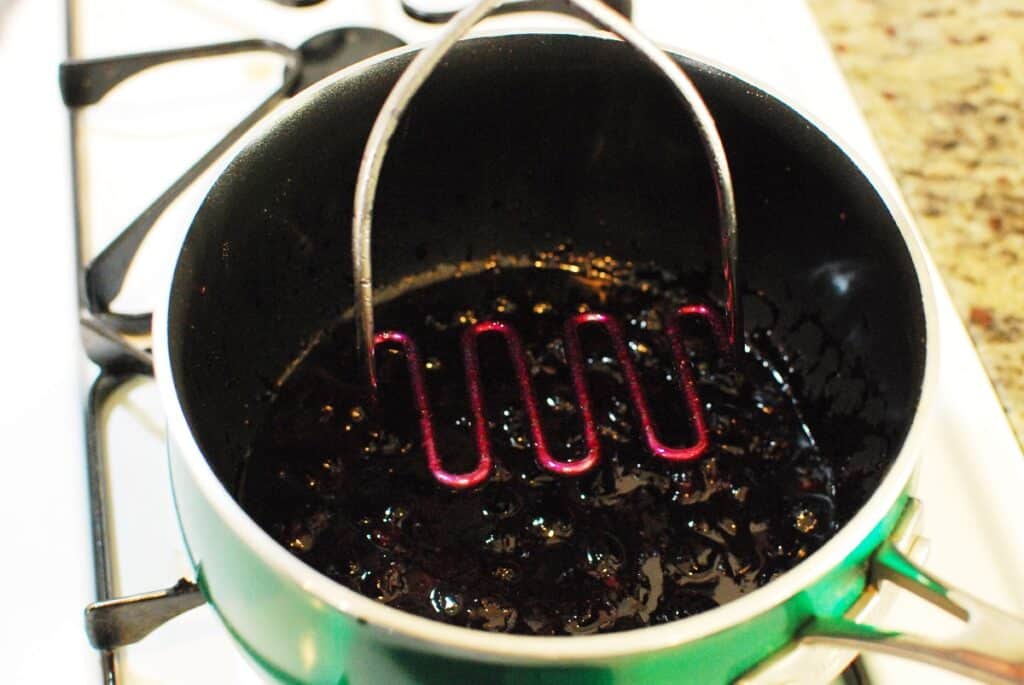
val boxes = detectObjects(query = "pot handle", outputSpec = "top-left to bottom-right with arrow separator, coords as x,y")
799,542 -> 1024,684
352,0 -> 742,390
740,499 -> 1024,684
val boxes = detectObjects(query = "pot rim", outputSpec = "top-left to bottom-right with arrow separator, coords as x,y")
153,30 -> 939,664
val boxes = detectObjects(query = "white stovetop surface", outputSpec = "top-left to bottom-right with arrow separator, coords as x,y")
2,1 -> 1023,683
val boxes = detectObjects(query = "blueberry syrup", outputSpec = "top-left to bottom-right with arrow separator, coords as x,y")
237,258 -> 839,635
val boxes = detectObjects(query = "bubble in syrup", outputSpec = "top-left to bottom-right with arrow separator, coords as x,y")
794,509 -> 818,533
532,301 -> 553,315
494,296 -> 516,314
376,563 -> 407,603
530,516 -> 574,545
492,565 -> 520,583
482,491 -> 523,520
430,586 -> 464,617
456,309 -> 478,326
288,532 -> 313,553
468,598 -> 518,632
579,534 -> 625,581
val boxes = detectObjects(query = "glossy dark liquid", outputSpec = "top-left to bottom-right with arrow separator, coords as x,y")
238,260 -> 838,634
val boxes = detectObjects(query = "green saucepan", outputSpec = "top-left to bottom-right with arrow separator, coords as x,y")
151,6 -> 1024,684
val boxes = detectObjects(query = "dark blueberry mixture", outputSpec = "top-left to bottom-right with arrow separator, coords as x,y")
237,259 -> 839,635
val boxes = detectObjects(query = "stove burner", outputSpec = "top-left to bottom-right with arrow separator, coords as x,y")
59,25 -> 405,355
59,3 -> 412,684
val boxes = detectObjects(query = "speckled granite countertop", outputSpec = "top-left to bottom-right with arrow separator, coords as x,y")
808,0 -> 1024,444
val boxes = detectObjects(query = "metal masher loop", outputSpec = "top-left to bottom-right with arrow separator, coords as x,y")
352,0 -> 741,391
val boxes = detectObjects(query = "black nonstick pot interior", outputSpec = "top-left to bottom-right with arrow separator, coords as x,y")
168,34 -> 926,522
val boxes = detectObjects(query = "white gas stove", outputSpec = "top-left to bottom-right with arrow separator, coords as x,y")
2,0 -> 1023,683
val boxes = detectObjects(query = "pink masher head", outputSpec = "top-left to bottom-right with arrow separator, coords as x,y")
373,304 -> 729,489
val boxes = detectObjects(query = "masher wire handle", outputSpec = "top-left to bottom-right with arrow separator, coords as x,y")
352,0 -> 740,390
